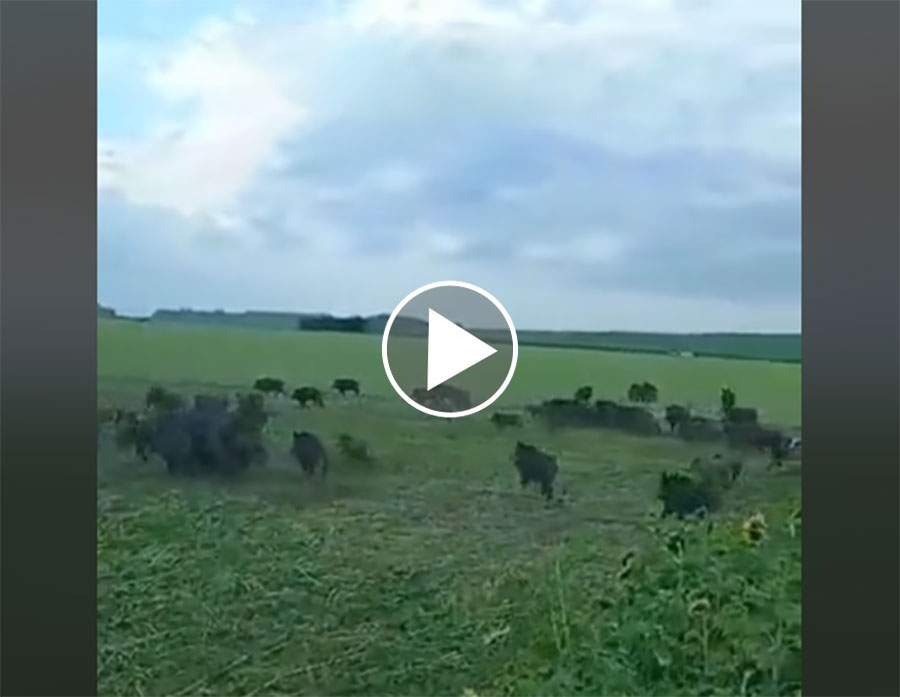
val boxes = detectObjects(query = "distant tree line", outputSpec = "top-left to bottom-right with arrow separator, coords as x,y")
98,303 -> 799,363
299,314 -> 367,333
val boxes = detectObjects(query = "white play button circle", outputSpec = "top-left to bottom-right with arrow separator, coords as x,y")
382,281 -> 519,418
426,308 -> 498,390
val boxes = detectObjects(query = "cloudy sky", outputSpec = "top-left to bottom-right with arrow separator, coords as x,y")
98,0 -> 801,332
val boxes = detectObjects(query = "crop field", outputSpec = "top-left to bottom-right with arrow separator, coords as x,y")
98,319 -> 802,696
98,320 -> 801,425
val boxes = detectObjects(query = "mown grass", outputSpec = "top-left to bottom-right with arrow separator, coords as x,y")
98,321 -> 801,696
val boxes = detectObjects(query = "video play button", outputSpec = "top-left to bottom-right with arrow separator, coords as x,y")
427,309 -> 498,390
382,281 -> 518,417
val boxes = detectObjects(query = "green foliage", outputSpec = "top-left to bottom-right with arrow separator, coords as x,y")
487,502 -> 802,696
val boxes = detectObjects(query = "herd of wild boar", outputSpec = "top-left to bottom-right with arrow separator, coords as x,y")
99,377 -> 800,520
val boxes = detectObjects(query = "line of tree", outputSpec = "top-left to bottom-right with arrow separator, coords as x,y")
97,304 -> 118,319
298,314 -> 367,333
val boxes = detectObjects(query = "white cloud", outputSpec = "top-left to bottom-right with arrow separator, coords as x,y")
98,0 -> 801,330
520,233 -> 628,265
416,226 -> 468,257
346,0 -> 523,33
363,161 -> 428,194
100,0 -> 800,212
100,14 -> 305,216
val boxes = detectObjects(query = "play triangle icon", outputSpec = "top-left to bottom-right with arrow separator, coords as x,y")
426,308 -> 498,390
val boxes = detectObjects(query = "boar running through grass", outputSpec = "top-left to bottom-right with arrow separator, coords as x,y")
613,405 -> 662,436
292,386 -> 325,408
664,404 -> 691,433
657,471 -> 721,519
659,452 -> 743,519
113,410 -> 155,461
114,392 -> 268,476
233,392 -> 269,432
689,453 -> 744,490
145,385 -> 185,414
724,406 -> 759,425
332,378 -> 361,396
628,381 -> 659,403
574,385 -> 593,404
725,422 -> 790,467
337,433 -> 373,463
160,397 -> 268,475
678,416 -> 724,442
410,384 -> 472,412
194,394 -> 230,412
530,398 -> 598,430
291,431 -> 329,477
253,377 -> 286,396
490,412 -> 524,429
513,441 -> 559,501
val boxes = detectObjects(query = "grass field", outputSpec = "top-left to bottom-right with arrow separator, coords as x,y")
103,308 -> 801,363
98,319 -> 802,696
98,320 -> 801,425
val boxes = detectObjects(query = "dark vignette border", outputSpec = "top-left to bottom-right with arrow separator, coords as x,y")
0,0 -> 897,695
0,2 -> 98,695
803,2 -> 900,695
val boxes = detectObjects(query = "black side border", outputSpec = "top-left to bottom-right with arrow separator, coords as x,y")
1,1 -> 898,695
0,2 -> 98,695
803,2 -> 900,695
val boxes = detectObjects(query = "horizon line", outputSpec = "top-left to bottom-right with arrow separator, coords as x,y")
98,303 -> 801,337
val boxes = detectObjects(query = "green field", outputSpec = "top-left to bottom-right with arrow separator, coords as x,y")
101,307 -> 801,363
98,319 -> 802,696
98,320 -> 801,425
